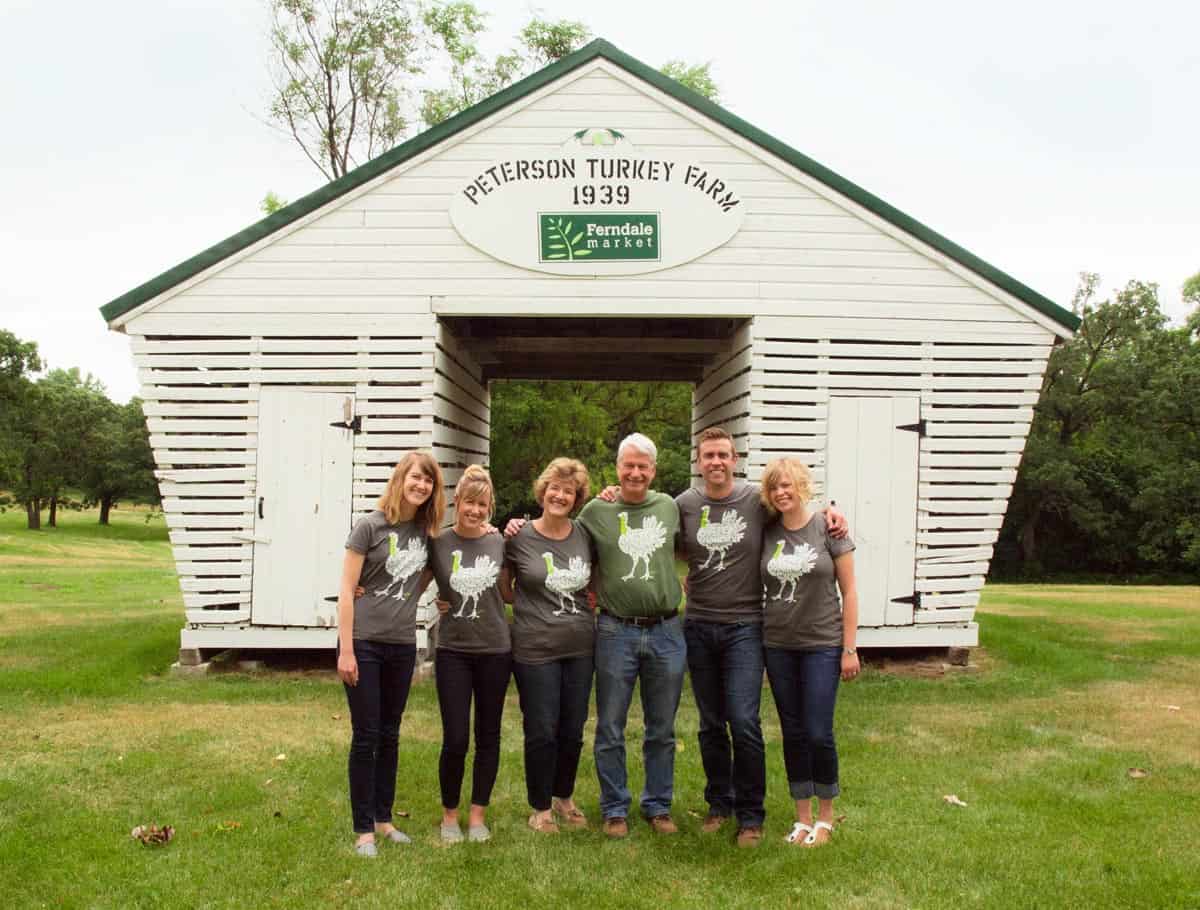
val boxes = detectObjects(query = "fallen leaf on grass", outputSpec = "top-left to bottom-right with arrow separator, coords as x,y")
1162,705 -> 1181,712
1127,768 -> 1149,779
943,795 -> 968,807
686,809 -> 703,819
331,714 -> 341,721
131,824 -> 174,846
396,810 -> 410,819
835,814 -> 847,824
264,779 -> 273,786
675,741 -> 685,753
216,821 -> 242,833
274,753 -> 287,762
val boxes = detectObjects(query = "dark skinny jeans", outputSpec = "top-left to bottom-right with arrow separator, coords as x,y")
340,639 -> 417,834
435,648 -> 512,809
764,645 -> 842,800
513,653 -> 594,811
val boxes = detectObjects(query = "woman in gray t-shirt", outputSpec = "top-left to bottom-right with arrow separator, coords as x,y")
336,450 -> 445,857
503,458 -> 596,834
427,465 -> 511,844
759,457 -> 860,849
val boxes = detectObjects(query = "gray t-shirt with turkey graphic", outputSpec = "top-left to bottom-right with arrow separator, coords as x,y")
505,522 -> 595,665
428,529 -> 511,654
760,512 -> 855,650
345,511 -> 428,645
676,481 -> 768,624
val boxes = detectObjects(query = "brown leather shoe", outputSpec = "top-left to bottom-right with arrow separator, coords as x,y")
603,816 -> 629,839
736,825 -> 763,848
701,813 -> 729,834
646,814 -> 679,834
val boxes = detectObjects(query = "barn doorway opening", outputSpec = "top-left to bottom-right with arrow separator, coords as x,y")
436,316 -> 749,523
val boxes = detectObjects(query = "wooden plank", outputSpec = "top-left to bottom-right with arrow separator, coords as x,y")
921,437 -> 1026,453
693,371 -> 752,416
855,623 -> 977,647
754,339 -> 1050,360
150,434 -> 257,449
185,609 -> 251,624
913,607 -> 977,624
432,395 -> 490,438
138,385 -> 258,401
159,482 -> 252,497
920,593 -> 982,609
917,529 -> 999,546
751,369 -> 1042,392
693,395 -> 751,431
172,545 -> 252,562
141,367 -> 429,385
752,434 -> 824,451
142,403 -> 259,418
128,313 -> 438,336
754,354 -> 1043,376
175,561 -> 252,576
923,421 -> 1032,437
163,497 -> 255,513
924,453 -> 1022,468
917,561 -> 989,577
695,346 -> 753,401
181,576 -> 252,593
918,514 -> 1006,531
919,468 -> 1018,483
147,418 -> 259,434
156,467 -> 256,482
918,499 -> 1007,515
917,545 -> 994,563
132,338 -> 256,354
154,452 -> 257,467
166,513 -> 254,529
919,483 -> 1012,499
916,575 -> 986,593
169,530 -> 254,545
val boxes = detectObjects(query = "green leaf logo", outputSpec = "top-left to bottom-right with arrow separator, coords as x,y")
542,216 -> 593,260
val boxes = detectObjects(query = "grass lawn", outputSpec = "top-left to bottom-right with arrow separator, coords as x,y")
0,508 -> 1197,909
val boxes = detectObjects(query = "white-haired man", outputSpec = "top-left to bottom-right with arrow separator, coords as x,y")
576,432 -> 685,838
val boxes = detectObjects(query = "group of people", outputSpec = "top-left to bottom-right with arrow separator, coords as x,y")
335,427 -> 859,857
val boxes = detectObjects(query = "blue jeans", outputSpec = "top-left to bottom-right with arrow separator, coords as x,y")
685,619 -> 766,827
513,654 -> 594,811
764,646 -> 842,800
339,639 -> 417,834
594,613 -> 687,819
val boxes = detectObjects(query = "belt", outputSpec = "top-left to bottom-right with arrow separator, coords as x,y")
600,609 -> 678,627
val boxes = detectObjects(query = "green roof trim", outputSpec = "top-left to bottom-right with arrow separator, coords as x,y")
100,38 -> 1079,332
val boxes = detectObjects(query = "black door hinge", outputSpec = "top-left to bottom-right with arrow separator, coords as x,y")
890,592 -> 921,607
329,415 -> 362,434
896,419 -> 927,436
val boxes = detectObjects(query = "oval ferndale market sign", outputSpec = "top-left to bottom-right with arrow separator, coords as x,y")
449,129 -> 745,275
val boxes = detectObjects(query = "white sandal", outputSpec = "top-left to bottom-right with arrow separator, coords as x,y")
803,820 -> 834,846
785,821 -> 814,844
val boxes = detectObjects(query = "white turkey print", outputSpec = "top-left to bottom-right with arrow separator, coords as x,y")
617,511 -> 669,581
766,539 -> 819,603
374,532 -> 427,600
448,549 -> 501,620
696,505 -> 747,572
541,552 -> 591,615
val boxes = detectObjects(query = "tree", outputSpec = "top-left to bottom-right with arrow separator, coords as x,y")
267,1 -> 593,176
0,331 -> 43,521
1184,270 -> 1200,338
660,60 -> 719,102
267,0 -> 423,180
79,398 -> 158,524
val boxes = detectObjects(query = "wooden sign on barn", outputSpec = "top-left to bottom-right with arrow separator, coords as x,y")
99,40 -> 1078,659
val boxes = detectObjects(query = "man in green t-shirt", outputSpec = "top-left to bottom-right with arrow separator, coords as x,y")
577,433 -> 686,838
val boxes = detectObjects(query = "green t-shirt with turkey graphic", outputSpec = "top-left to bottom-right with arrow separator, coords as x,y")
577,491 -> 683,619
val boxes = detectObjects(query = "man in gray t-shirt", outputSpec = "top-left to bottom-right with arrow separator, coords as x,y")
678,428 -> 846,847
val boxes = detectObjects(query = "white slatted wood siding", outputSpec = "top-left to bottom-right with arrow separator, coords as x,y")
133,325 -> 436,630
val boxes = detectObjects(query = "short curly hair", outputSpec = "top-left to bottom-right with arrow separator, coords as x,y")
533,457 -> 590,516
759,458 -> 814,514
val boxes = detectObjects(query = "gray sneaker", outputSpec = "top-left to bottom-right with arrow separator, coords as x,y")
380,828 -> 412,845
467,823 -> 491,842
440,822 -> 464,844
354,840 -> 378,858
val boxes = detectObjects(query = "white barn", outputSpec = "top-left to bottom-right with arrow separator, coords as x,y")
100,40 -> 1077,659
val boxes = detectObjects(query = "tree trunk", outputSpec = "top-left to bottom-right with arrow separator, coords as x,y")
1018,504 -> 1041,565
26,499 -> 41,530
99,495 -> 113,525
48,496 -> 58,527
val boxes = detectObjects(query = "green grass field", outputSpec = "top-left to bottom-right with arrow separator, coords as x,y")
0,508 -> 1197,909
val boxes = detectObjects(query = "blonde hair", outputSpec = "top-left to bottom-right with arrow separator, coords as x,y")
759,458 -> 814,514
455,464 -> 495,520
533,457 -> 590,516
377,451 -> 445,534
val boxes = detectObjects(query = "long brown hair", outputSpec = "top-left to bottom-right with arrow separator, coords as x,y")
377,450 -> 445,534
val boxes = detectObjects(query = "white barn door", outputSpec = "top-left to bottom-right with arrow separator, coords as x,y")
251,388 -> 355,628
825,397 -> 919,627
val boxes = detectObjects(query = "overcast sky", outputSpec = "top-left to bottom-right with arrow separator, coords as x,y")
2,0 -> 1196,403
